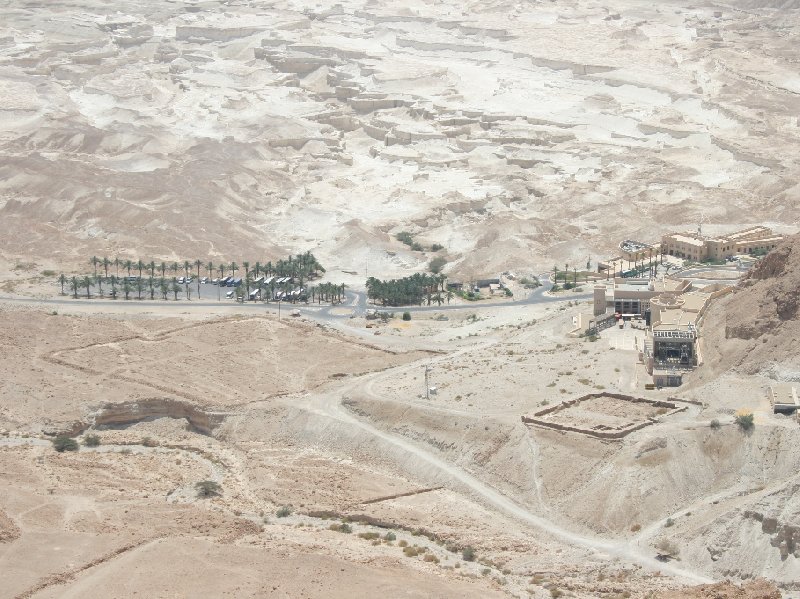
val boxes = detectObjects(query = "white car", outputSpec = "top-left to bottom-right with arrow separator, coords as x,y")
226,290 -> 234,299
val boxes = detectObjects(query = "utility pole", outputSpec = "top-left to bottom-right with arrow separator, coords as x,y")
425,365 -> 431,400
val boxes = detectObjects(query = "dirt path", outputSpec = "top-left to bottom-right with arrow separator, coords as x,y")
299,362 -> 713,584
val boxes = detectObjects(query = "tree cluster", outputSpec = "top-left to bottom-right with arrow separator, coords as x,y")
366,273 -> 449,306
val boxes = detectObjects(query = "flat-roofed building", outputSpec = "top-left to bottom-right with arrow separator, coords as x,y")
661,226 -> 783,262
593,278 -> 691,318
769,384 -> 799,415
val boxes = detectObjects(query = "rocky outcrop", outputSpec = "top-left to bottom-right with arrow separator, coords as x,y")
743,510 -> 800,560
725,235 -> 799,340
0,509 -> 20,543
91,398 -> 229,435
656,579 -> 781,599
175,26 -> 263,43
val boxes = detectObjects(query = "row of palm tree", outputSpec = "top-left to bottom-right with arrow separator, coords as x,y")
87,252 -> 325,283
65,274 -> 197,301
64,252 -> 337,304
366,273 -> 449,306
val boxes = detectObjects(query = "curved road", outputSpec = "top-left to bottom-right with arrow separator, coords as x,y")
0,274 -> 594,322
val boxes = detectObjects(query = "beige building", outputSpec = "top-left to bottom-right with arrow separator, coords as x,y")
593,278 -> 690,317
769,384 -> 799,415
661,226 -> 783,262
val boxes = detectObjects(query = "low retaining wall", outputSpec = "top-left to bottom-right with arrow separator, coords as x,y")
522,392 -> 686,440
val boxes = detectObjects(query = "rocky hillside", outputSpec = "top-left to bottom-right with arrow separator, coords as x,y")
699,234 -> 800,377
656,579 -> 780,599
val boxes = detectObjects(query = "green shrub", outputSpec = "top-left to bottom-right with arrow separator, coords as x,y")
429,256 -> 447,274
329,522 -> 352,533
461,546 -> 476,562
52,436 -> 79,452
735,413 -> 755,431
83,434 -> 101,447
276,505 -> 292,518
384,531 -> 396,541
195,480 -> 221,498
431,243 -> 444,252
402,311 -> 411,321
358,532 -> 380,540
396,231 -> 414,246
710,419 -> 721,430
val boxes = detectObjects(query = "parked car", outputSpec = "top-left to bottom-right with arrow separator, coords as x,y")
225,290 -> 234,299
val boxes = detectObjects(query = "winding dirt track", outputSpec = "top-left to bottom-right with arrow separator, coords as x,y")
298,342 -> 714,584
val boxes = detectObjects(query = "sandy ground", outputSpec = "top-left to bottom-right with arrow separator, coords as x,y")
0,292 -> 795,597
1,0 -> 799,596
1,0 -> 799,285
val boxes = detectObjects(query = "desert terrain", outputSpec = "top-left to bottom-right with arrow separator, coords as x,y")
1,0 -> 799,597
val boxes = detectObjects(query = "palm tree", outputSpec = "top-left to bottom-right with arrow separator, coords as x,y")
230,262 -> 238,279
136,260 -> 144,279
123,280 -> 131,300
184,280 -> 191,300
102,256 -> 111,278
90,256 -> 98,277
71,276 -> 79,299
160,261 -> 167,278
254,262 -> 261,279
114,257 -> 120,277
148,261 -> 156,278
206,261 -> 214,280
124,259 -> 133,277
148,276 -> 155,300
242,261 -> 250,279
160,279 -> 169,300
95,274 -> 104,297
183,260 -> 190,278
218,263 -> 226,279
194,259 -> 202,298
82,275 -> 92,299
136,278 -> 144,300
170,262 -> 179,278
171,280 -> 180,300
58,273 -> 66,295
110,275 -> 118,298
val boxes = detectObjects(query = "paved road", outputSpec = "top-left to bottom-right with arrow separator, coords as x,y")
0,274 -> 593,321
